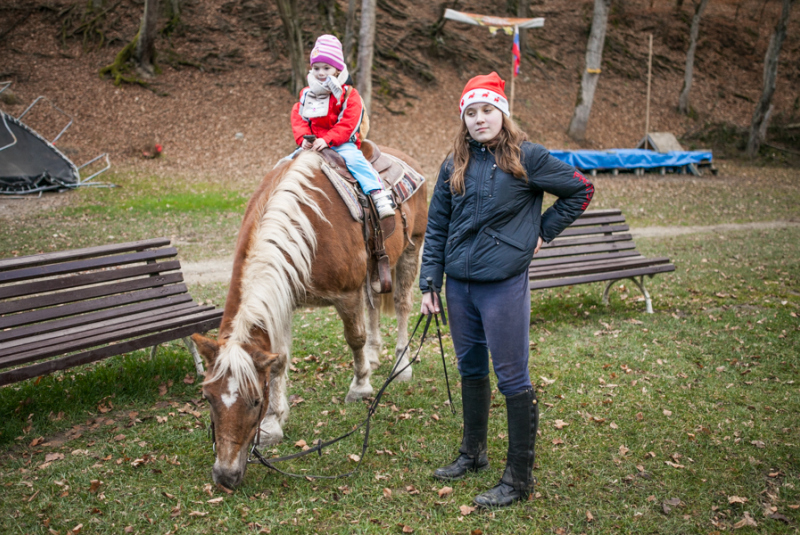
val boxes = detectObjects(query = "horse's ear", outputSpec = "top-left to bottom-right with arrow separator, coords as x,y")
191,333 -> 220,369
252,351 -> 279,373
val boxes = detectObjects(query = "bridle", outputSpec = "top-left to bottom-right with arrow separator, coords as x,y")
207,306 -> 453,481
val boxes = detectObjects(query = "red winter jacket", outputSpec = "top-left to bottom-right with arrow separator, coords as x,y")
290,85 -> 365,148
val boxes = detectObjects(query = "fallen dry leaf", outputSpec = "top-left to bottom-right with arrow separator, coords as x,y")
189,511 -> 208,517
383,488 -> 392,498
113,434 -> 126,442
728,496 -> 748,504
733,511 -> 757,528
635,412 -> 644,421
124,527 -> 134,533
45,453 -> 64,463
750,440 -> 766,449
619,445 -> 629,456
552,438 -> 564,445
162,492 -> 176,499
438,486 -> 453,498
554,419 -> 569,429
158,383 -> 168,396
586,510 -> 594,522
131,458 -> 145,467
30,437 -> 44,447
89,480 -> 102,493
207,497 -> 224,504
183,374 -> 196,385
71,524 -> 83,534
348,454 -> 361,462
295,439 -> 308,448
459,505 -> 475,516
539,376 -> 556,385
402,526 -> 413,533
663,409 -> 673,417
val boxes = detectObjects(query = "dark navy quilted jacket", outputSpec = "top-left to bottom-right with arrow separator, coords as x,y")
419,140 -> 594,293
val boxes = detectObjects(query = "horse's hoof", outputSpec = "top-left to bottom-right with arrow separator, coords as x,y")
256,419 -> 284,445
392,367 -> 413,383
345,385 -> 374,403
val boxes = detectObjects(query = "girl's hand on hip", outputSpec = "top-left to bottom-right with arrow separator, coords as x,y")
534,236 -> 544,255
312,138 -> 329,151
421,292 -> 440,315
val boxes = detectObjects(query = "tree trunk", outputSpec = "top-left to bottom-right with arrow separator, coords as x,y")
567,0 -> 611,141
678,0 -> 710,115
134,0 -> 160,77
275,0 -> 306,95
356,0 -> 376,113
343,0 -> 357,70
747,0 -> 793,157
517,0 -> 528,55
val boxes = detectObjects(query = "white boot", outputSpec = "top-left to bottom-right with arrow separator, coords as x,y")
370,190 -> 395,219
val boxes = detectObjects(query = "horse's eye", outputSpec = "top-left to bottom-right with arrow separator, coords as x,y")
253,399 -> 261,407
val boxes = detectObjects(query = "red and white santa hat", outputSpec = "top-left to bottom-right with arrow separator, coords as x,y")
459,72 -> 510,119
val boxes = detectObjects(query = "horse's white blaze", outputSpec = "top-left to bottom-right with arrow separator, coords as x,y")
221,376 -> 239,408
204,151 -> 327,401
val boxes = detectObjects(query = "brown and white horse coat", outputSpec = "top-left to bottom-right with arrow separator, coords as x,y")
192,149 -> 427,488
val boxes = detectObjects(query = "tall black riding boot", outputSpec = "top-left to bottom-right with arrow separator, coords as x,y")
473,388 -> 539,508
433,376 -> 491,480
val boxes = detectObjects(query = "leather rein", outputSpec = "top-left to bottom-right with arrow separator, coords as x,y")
208,302 -> 454,481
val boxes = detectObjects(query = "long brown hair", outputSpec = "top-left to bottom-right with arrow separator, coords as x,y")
448,115 -> 529,195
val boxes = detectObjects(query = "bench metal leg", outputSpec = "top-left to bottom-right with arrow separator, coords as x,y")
602,280 -> 615,306
183,337 -> 205,376
150,344 -> 159,359
630,276 -> 654,314
602,277 -> 654,314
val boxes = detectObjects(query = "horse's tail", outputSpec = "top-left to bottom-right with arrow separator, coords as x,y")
379,268 -> 396,316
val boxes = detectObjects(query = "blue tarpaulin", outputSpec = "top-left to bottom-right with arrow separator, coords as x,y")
549,149 -> 712,171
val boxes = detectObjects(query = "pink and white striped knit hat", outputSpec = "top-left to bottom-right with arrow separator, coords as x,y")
309,35 -> 345,72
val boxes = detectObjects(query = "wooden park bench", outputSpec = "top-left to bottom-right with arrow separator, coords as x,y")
0,238 -> 222,386
529,209 -> 675,313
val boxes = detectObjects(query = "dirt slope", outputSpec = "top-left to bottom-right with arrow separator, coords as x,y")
1,0 -> 798,182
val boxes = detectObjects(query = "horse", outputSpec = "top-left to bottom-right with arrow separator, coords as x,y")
190,147 -> 428,489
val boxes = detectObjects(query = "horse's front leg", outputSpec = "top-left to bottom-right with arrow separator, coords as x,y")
335,292 -> 374,402
258,329 -> 292,445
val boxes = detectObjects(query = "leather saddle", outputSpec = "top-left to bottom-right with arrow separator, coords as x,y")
317,139 -> 402,297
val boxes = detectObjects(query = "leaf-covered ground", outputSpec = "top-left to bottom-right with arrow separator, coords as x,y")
1,162 -> 798,534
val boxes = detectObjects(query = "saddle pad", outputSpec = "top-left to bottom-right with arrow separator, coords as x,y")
320,163 -> 364,221
383,154 -> 426,204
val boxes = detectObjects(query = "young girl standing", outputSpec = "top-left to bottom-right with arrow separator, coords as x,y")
290,34 -> 394,219
420,72 -> 594,508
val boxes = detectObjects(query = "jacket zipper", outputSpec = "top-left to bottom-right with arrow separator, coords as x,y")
465,146 -> 488,276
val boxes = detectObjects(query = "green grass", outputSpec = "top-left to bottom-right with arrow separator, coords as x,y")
0,164 -> 798,533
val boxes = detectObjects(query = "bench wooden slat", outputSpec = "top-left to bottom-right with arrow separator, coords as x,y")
562,214 -> 626,228
2,272 -> 185,315
0,294 -> 195,343
533,241 -> 637,259
530,250 -> 641,269
0,309 -> 223,369
529,263 -> 676,290
0,317 -> 221,387
529,256 -> 673,281
0,284 -> 190,330
0,260 -> 182,300
566,208 -> 621,218
0,304 -> 217,357
0,238 -> 172,272
555,224 -> 629,238
543,233 -> 633,250
0,248 -> 179,284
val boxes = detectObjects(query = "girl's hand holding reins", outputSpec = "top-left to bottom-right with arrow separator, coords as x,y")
301,139 -> 312,150
421,292 -> 440,315
312,138 -> 329,151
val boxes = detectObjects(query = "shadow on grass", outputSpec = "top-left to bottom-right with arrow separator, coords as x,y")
0,343 -> 200,448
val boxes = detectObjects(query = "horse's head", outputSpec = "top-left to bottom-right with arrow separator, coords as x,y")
191,333 -> 278,489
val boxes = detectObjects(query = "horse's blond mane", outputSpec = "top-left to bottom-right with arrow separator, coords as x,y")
206,151 -> 327,399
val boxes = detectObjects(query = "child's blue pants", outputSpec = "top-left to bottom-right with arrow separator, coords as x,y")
445,271 -> 532,397
332,142 -> 383,194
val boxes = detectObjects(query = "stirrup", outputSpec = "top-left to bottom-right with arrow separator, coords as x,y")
370,190 -> 395,219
